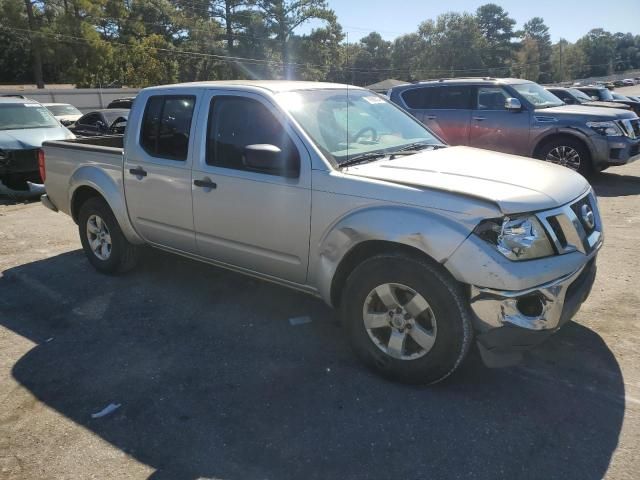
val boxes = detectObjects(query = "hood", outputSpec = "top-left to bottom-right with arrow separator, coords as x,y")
0,126 -> 74,150
537,104 -> 636,120
585,100 -> 632,110
344,146 -> 590,215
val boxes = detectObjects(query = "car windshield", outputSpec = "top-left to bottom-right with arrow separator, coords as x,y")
512,83 -> 564,108
612,93 -> 631,101
0,103 -> 60,130
275,89 -> 442,165
569,88 -> 593,102
46,104 -> 82,116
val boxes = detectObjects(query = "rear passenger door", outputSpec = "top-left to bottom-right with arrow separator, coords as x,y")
191,91 -> 312,284
400,86 -> 472,145
124,93 -> 199,253
468,86 -> 530,156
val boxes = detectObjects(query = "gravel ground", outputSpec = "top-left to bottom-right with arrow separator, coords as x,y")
1,161 -> 639,480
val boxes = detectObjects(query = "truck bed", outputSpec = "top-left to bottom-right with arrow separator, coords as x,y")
42,135 -> 125,217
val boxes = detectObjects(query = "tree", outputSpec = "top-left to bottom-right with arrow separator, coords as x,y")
418,13 -> 487,78
257,0 -> 334,78
391,33 -> 428,81
352,32 -> 392,85
296,12 -> 345,81
522,17 -> 551,82
514,36 -> 540,81
577,28 -> 616,76
550,39 -> 588,82
475,3 -> 516,75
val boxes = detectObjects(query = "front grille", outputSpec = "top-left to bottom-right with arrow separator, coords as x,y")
537,191 -> 602,255
618,118 -> 640,139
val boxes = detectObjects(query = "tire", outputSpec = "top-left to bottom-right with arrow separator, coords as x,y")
341,253 -> 473,384
536,137 -> 593,177
78,197 -> 139,274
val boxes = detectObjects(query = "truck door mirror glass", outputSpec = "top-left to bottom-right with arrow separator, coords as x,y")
504,98 -> 522,111
243,144 -> 299,178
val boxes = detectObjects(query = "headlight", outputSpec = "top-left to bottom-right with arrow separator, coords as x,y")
474,216 -> 555,261
586,121 -> 623,136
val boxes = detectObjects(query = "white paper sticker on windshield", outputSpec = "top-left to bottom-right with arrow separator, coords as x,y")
24,103 -> 40,107
362,96 -> 386,104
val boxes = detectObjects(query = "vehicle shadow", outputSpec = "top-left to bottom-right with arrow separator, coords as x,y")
0,249 -> 625,480
592,171 -> 640,197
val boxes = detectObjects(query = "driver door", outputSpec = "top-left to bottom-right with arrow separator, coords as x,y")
191,91 -> 312,284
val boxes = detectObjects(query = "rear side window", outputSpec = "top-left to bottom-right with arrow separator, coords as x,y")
140,95 -> 195,161
206,96 -> 297,175
402,86 -> 471,110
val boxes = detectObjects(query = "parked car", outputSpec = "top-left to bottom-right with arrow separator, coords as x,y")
41,103 -> 83,126
577,86 -> 640,115
389,78 -> 640,175
70,109 -> 128,137
0,96 -> 74,191
107,97 -> 135,109
611,92 -> 640,113
626,95 -> 640,102
622,79 -> 635,86
546,87 -> 631,110
613,80 -> 625,87
41,80 -> 602,383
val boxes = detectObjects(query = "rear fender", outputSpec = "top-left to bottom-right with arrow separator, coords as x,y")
69,165 -> 144,245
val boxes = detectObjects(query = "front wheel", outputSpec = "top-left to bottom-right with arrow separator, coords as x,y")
78,197 -> 139,274
536,137 -> 593,177
341,253 -> 473,384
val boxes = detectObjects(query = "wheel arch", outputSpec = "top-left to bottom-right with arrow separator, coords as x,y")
311,206 -> 475,307
531,130 -> 595,162
69,166 -> 144,245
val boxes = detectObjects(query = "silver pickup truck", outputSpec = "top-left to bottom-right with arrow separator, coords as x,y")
41,81 -> 602,384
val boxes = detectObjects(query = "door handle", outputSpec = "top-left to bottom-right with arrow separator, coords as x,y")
129,167 -> 147,177
473,116 -> 487,121
425,115 -> 437,120
194,178 -> 217,190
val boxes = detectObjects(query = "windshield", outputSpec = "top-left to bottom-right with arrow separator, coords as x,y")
612,93 -> 631,101
569,88 -> 592,102
275,89 -> 442,165
46,104 -> 82,116
0,103 -> 60,130
512,83 -> 564,108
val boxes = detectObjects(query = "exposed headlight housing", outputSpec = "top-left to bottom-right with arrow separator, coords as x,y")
474,216 -> 555,261
586,121 -> 623,137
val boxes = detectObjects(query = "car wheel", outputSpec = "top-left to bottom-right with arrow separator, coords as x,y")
78,197 -> 139,274
341,253 -> 473,384
537,137 -> 593,177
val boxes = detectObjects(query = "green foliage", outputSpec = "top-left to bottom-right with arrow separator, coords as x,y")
0,1 -> 638,88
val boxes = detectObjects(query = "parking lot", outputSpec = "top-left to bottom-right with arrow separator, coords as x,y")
0,157 -> 638,479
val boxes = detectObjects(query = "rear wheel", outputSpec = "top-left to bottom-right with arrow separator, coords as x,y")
341,253 -> 473,384
536,137 -> 593,177
78,197 -> 139,274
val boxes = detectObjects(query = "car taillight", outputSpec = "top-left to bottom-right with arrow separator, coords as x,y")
38,149 -> 46,183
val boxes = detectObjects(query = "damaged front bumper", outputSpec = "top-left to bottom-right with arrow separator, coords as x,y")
469,258 -> 597,366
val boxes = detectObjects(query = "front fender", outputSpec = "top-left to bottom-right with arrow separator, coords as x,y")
69,166 -> 143,245
310,205 -> 475,305
530,126 -> 596,159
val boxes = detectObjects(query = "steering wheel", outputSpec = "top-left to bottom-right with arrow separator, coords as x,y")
351,126 -> 378,143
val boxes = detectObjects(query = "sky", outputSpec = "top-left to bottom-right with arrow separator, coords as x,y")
300,0 -> 640,43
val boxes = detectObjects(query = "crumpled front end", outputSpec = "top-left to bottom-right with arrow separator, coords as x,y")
445,190 -> 603,366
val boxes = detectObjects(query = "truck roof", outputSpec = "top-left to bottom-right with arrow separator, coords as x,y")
142,80 -> 364,94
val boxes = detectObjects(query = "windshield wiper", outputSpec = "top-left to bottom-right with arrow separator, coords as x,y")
388,143 -> 446,159
339,152 -> 387,168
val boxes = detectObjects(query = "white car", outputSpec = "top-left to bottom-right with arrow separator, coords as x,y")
622,79 -> 635,86
41,103 -> 83,127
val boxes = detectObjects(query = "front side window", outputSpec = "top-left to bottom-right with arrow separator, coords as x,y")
276,89 -> 441,165
140,96 -> 195,161
206,96 -> 297,175
0,104 -> 60,130
78,113 -> 101,126
477,87 -> 510,110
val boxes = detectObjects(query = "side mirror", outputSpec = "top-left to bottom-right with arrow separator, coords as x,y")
505,97 -> 522,111
591,96 -> 599,101
96,120 -> 107,131
243,144 -> 299,178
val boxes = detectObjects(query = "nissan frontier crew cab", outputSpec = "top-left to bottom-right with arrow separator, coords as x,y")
40,81 -> 602,384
